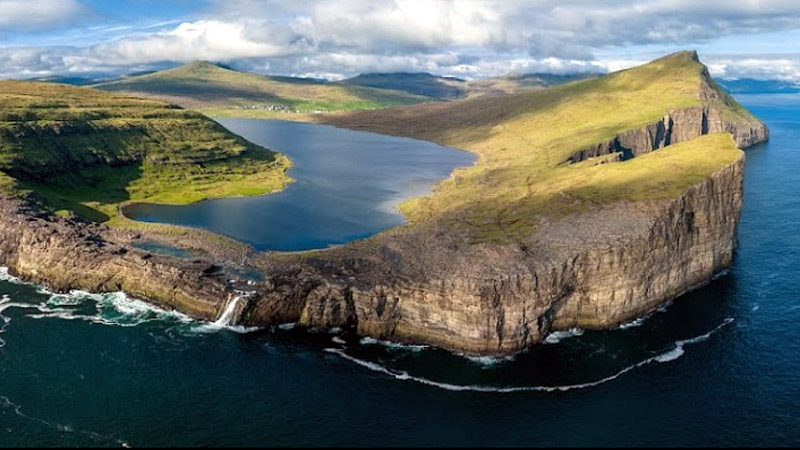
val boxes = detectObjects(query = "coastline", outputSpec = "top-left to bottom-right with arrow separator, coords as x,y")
0,103 -> 768,356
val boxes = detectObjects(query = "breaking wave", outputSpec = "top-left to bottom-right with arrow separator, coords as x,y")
359,336 -> 428,352
326,318 -> 735,393
544,327 -> 585,344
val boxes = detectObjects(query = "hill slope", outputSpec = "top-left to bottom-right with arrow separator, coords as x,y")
340,72 -> 595,100
94,62 -> 429,117
340,73 -> 467,100
322,51 -> 765,240
0,81 -> 290,222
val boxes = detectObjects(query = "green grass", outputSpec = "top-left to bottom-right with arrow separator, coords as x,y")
94,61 -> 430,113
0,80 -> 291,222
323,51 -> 761,242
340,72 -> 595,100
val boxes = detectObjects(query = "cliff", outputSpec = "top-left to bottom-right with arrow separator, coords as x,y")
0,51 -> 770,356
239,134 -> 749,355
0,80 -> 290,222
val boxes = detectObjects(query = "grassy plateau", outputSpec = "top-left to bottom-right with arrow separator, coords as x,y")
0,81 -> 290,223
322,51 -> 759,243
94,61 -> 429,119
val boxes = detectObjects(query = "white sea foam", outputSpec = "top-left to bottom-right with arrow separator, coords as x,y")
461,354 -> 515,366
277,322 -> 297,330
654,346 -> 685,362
26,290 -> 193,329
332,336 -> 346,345
711,269 -> 731,281
327,318 -> 735,393
618,316 -> 648,329
0,394 -> 129,446
544,327 -> 584,344
0,267 -> 27,285
358,336 -> 428,351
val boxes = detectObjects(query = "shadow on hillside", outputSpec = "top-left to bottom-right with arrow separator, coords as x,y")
21,164 -> 143,223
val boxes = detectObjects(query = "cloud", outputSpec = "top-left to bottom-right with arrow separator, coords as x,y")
706,55 -> 800,82
0,0 -> 85,31
3,0 -> 800,80
90,20 -> 313,65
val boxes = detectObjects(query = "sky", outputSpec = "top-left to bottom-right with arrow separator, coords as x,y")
1,0 -> 799,82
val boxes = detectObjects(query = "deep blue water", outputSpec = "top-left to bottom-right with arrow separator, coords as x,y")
123,119 -> 475,251
1,95 -> 799,446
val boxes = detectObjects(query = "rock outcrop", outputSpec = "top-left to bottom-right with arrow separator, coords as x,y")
0,197 -> 229,320
0,52 -> 771,356
239,113 -> 756,356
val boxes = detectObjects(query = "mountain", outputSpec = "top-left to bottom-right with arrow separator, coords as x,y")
0,81 -> 290,222
341,71 -> 596,100
460,72 -> 596,97
341,72 -> 467,100
322,50 -> 765,241
0,52 -> 771,356
93,61 -> 429,116
717,78 -> 800,94
27,76 -> 105,86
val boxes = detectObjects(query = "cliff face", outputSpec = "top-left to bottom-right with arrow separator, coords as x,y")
240,106 -> 757,355
0,53 -> 771,356
568,106 -> 768,163
0,197 -> 228,319
0,102 -> 765,356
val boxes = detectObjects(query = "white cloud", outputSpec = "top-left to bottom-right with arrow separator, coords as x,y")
707,55 -> 800,82
0,0 -> 84,31
4,0 -> 800,80
90,20 -> 312,65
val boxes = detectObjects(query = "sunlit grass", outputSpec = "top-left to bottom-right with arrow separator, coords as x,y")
0,80 -> 291,222
325,52 -> 758,242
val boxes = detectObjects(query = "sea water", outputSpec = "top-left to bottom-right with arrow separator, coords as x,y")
1,94 -> 799,446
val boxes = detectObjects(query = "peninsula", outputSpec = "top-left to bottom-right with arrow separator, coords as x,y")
0,51 -> 768,355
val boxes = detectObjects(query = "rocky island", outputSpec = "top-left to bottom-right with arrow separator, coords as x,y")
0,51 -> 768,356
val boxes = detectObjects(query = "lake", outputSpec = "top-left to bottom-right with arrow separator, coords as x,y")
1,95 -> 799,446
123,119 -> 475,251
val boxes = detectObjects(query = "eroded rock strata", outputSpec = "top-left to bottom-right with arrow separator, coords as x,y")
0,101 -> 767,356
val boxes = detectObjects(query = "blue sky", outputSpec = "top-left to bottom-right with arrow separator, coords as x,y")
1,0 -> 800,82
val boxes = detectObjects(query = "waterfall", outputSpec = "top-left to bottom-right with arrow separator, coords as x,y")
214,295 -> 243,327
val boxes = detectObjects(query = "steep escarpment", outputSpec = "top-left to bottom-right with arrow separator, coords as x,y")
237,134 -> 746,355
0,81 -> 290,221
0,196 -> 228,319
235,51 -> 768,354
567,106 -> 767,163
0,51 -> 770,356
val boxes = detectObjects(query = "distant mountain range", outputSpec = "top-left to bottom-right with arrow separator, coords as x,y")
29,62 -> 797,119
343,72 -> 595,100
91,61 -> 428,115
82,62 -> 597,117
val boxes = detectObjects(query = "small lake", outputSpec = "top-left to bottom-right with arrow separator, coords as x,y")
123,119 -> 475,251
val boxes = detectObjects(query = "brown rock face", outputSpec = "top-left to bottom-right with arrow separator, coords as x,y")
0,103 -> 768,357
243,152 -> 746,355
238,102 -> 765,356
0,198 -> 228,320
568,106 -> 768,163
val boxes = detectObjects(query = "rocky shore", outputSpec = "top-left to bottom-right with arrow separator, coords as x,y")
0,99 -> 767,356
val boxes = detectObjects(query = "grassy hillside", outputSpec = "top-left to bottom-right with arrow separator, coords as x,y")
94,62 -> 429,118
341,73 -> 467,100
340,72 -> 595,100
0,81 -> 290,222
323,51 -> 762,242
460,73 -> 595,98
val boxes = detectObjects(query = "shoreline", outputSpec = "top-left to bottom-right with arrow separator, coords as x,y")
0,104 -> 767,355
